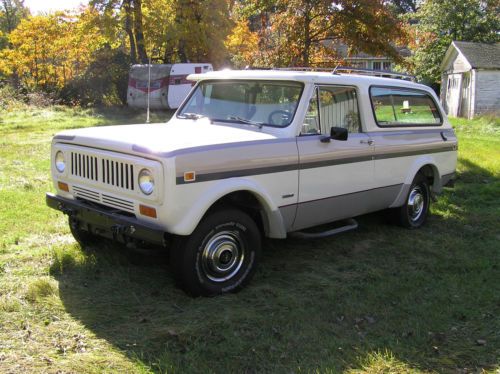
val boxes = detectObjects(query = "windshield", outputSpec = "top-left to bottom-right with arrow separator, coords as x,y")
177,80 -> 303,127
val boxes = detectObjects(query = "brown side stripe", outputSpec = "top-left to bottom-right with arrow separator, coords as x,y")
176,145 -> 456,185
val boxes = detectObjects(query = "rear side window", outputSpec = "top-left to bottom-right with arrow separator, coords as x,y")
370,87 -> 442,127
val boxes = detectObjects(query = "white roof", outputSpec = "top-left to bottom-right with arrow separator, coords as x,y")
188,69 -> 431,91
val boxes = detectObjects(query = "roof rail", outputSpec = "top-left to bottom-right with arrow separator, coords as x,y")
333,66 -> 416,81
244,65 -> 416,81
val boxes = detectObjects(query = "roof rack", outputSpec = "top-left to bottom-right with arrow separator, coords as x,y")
333,66 -> 416,81
244,65 -> 416,81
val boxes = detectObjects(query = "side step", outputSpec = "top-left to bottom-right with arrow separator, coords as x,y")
289,218 -> 358,239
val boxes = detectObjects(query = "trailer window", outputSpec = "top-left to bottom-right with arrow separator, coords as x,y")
370,87 -> 442,127
178,80 -> 303,128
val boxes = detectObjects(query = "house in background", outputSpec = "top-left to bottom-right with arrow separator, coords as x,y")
325,42 -> 411,71
440,41 -> 500,119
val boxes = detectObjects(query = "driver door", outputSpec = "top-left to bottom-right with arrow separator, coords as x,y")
294,85 -> 375,230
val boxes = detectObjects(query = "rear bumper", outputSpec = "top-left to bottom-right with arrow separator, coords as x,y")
46,193 -> 167,247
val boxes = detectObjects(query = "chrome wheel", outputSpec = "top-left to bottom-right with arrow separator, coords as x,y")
200,230 -> 245,283
407,185 -> 425,222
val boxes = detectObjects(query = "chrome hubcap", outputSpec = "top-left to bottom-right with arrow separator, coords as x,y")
408,185 -> 425,221
201,230 -> 245,282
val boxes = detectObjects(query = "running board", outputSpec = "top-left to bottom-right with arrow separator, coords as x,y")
290,219 -> 358,239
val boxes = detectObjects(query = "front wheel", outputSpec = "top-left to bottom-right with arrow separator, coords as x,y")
394,173 -> 431,229
170,209 -> 261,296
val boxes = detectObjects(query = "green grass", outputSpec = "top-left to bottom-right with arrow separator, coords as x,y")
0,106 -> 499,373
374,105 -> 440,125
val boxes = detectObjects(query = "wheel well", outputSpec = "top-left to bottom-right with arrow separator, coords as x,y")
418,164 -> 437,191
207,191 -> 266,234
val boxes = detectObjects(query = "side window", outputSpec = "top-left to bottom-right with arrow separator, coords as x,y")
301,87 -> 321,135
370,87 -> 442,126
318,86 -> 360,133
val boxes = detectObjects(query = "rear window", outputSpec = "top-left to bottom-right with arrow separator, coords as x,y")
370,87 -> 442,127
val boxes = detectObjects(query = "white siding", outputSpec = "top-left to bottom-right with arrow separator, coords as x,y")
452,53 -> 471,73
475,70 -> 500,115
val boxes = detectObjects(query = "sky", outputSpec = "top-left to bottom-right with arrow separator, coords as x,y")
24,0 -> 89,14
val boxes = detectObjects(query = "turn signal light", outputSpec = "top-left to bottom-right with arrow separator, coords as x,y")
58,181 -> 69,192
139,204 -> 157,218
184,171 -> 196,182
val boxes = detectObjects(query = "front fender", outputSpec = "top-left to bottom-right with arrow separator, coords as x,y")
168,178 -> 288,238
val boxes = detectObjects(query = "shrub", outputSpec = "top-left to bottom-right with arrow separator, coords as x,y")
59,46 -> 130,106
0,84 -> 25,110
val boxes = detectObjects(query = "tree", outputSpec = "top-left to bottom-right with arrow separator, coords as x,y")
410,0 -> 499,84
238,0 -> 406,67
0,11 -> 107,91
90,0 -> 149,63
164,0 -> 232,65
387,0 -> 419,15
0,0 -> 29,49
225,18 -> 259,67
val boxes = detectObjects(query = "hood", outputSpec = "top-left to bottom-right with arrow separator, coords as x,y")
53,118 -> 277,157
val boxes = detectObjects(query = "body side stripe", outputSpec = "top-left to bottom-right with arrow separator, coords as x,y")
176,145 -> 456,185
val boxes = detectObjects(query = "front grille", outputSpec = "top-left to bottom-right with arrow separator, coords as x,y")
73,185 -> 135,213
72,153 -> 98,181
70,151 -> 135,191
101,159 -> 134,190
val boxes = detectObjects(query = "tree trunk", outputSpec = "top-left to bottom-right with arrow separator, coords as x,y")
132,0 -> 148,63
122,0 -> 137,64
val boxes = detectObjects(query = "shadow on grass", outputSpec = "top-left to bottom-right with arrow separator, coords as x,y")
51,159 -> 499,373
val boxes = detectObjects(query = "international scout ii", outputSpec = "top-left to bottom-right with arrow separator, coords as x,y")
46,69 -> 457,296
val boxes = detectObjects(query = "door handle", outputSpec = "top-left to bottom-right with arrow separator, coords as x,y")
360,139 -> 374,145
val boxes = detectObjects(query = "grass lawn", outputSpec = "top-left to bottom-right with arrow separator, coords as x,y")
0,107 -> 498,373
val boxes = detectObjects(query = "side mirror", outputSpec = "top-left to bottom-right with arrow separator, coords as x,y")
330,126 -> 348,141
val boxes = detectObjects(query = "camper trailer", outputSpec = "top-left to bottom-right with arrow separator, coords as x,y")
127,63 -> 213,110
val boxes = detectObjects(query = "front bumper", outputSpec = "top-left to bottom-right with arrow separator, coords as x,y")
46,193 -> 167,247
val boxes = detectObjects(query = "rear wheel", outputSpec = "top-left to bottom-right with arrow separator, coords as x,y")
394,173 -> 431,228
170,208 -> 261,296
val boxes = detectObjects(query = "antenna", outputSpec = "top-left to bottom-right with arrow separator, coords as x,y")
332,63 -> 341,75
146,56 -> 151,124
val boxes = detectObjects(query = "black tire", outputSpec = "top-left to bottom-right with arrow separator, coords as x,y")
170,209 -> 261,297
68,217 -> 98,248
394,172 -> 431,229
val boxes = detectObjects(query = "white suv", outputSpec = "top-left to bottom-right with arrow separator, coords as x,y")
46,69 -> 457,296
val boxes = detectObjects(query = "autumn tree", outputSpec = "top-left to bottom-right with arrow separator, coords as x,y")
0,11 -> 107,91
163,0 -> 232,65
0,0 -> 29,49
239,0 -> 406,67
225,18 -> 259,67
410,0 -> 499,84
90,0 -> 148,63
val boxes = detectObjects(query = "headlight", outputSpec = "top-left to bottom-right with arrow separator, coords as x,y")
138,168 -> 154,195
55,151 -> 65,173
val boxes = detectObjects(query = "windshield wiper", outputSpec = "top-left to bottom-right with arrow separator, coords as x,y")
177,112 -> 207,120
227,116 -> 265,129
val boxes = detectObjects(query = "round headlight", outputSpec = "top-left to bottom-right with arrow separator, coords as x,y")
138,168 -> 154,195
55,151 -> 65,173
